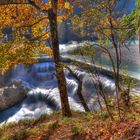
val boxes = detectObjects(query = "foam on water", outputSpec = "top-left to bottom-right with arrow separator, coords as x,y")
0,61 -> 115,125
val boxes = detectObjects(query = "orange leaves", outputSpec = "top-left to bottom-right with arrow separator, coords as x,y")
0,0 -> 74,74
58,0 -> 73,13
0,4 -> 38,28
44,1 -> 52,10
57,15 -> 68,22
0,0 -> 73,28
41,33 -> 49,40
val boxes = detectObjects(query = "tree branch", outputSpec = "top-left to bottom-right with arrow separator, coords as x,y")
28,0 -> 49,13
0,1 -> 29,5
0,0 -> 49,13
16,17 -> 48,28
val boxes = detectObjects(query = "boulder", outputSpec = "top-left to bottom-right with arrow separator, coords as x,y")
0,80 -> 28,111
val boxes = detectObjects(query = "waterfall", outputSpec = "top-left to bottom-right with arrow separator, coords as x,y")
0,62 -> 115,125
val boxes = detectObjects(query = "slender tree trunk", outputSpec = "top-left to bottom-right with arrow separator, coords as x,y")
48,0 -> 71,117
77,80 -> 90,112
109,12 -> 121,119
64,65 -> 90,112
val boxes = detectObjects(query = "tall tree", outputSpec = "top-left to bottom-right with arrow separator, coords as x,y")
48,0 -> 72,117
0,0 -> 73,117
72,0 -> 131,119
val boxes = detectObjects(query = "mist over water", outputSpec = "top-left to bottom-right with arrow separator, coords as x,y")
0,61 -> 115,125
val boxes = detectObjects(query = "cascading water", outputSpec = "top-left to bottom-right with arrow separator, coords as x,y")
0,61 -> 115,125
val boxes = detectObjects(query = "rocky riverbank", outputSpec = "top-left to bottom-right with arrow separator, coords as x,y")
0,80 -> 28,111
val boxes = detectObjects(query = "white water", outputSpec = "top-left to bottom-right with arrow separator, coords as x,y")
2,40 -> 140,125
0,61 -> 115,125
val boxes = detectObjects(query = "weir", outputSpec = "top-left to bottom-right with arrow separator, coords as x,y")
0,58 -> 115,125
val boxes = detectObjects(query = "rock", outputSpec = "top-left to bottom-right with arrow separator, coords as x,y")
0,80 -> 28,111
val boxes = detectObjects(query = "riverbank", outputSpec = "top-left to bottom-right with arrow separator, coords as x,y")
63,42 -> 140,82
0,96 -> 140,140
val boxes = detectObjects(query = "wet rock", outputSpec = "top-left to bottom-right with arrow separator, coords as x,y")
0,80 -> 28,111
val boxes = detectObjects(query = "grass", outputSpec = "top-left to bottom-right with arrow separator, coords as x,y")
0,97 -> 140,140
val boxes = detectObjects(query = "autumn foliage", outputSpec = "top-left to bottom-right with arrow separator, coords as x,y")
0,0 -> 73,74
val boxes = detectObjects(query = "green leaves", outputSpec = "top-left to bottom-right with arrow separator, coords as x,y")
136,0 -> 140,7
121,0 -> 140,38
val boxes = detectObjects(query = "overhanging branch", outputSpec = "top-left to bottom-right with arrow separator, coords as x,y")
16,17 -> 48,28
0,0 -> 49,14
28,0 -> 49,13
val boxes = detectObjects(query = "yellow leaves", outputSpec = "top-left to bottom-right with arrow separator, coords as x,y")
32,23 -> 45,37
57,15 -> 68,22
32,27 -> 40,36
0,0 -> 73,29
57,16 -> 63,23
41,33 -> 49,40
65,3 -> 73,13
39,46 -> 53,56
32,22 -> 50,41
0,35 -> 37,74
73,0 -> 123,41
64,2 -> 70,9
0,4 -> 38,28
1,60 -> 11,75
0,0 -> 73,74
58,1 -> 73,13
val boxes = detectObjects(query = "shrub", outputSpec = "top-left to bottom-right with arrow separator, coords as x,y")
27,127 -> 40,137
71,126 -> 83,134
19,119 -> 34,126
99,111 -> 109,119
9,130 -> 28,140
47,121 -> 58,130
62,117 -> 81,124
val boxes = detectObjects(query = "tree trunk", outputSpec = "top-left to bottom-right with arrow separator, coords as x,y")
48,0 -> 72,117
77,80 -> 90,112
64,65 -> 90,112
